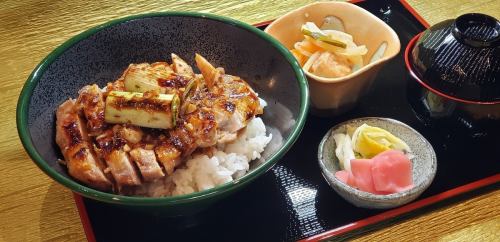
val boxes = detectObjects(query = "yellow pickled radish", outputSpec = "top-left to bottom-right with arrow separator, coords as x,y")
352,124 -> 411,158
355,131 -> 390,158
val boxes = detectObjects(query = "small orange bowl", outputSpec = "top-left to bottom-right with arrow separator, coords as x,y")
265,2 -> 400,115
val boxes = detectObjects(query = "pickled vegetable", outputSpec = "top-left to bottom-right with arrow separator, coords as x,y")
351,124 -> 411,158
291,21 -> 368,78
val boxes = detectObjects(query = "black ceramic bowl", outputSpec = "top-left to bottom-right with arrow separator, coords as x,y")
405,13 -> 500,134
16,12 -> 309,214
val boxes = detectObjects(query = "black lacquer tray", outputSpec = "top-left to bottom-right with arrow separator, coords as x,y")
74,1 -> 500,241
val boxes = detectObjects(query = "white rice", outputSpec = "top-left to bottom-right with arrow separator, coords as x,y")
170,117 -> 272,196
140,116 -> 272,197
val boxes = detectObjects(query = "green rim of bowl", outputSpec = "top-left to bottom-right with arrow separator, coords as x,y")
16,12 -> 309,206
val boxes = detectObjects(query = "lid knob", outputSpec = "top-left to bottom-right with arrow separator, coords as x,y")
452,13 -> 500,48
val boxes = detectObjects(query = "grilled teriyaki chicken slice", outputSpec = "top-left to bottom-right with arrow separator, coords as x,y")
55,99 -> 112,191
194,54 -> 263,142
77,84 -> 107,135
55,53 -> 263,193
94,126 -> 142,189
129,148 -> 165,182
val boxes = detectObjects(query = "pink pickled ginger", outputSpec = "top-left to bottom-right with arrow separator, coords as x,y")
335,149 -> 413,195
335,170 -> 350,184
350,159 -> 377,194
372,150 -> 414,193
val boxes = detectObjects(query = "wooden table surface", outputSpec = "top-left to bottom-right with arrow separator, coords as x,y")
0,0 -> 499,241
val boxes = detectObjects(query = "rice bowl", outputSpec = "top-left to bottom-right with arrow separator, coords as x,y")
17,12 -> 308,213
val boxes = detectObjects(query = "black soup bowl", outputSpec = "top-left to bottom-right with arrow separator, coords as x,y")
405,13 -> 500,136
16,12 -> 309,214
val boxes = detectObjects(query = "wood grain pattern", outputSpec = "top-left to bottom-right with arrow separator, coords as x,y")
0,1 -> 498,241
352,189 -> 500,242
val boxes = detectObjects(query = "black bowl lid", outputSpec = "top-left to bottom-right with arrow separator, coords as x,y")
410,13 -> 500,103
